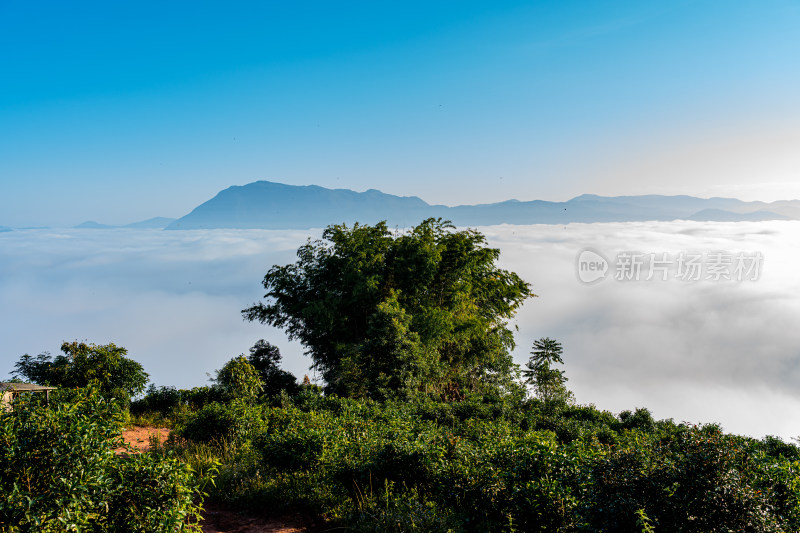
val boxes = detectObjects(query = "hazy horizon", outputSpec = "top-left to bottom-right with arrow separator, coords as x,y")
5,182 -> 800,230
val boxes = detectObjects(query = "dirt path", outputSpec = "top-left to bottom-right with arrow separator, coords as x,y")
200,505 -> 315,533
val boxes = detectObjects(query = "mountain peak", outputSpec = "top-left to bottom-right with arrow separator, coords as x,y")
164,181 -> 800,230
167,181 -> 431,230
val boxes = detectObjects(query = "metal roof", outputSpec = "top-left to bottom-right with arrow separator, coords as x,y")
0,382 -> 57,392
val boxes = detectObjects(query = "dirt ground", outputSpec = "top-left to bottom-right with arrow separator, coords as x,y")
200,505 -> 315,533
117,425 -> 171,453
118,426 -> 318,533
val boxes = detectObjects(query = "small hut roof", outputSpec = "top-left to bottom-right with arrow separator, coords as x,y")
0,382 -> 57,392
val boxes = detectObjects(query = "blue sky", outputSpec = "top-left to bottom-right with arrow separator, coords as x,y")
2,0 -> 800,226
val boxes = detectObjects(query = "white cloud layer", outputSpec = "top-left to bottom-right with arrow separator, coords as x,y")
1,222 -> 798,440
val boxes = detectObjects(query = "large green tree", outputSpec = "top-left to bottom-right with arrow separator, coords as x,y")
242,218 -> 533,398
12,341 -> 149,404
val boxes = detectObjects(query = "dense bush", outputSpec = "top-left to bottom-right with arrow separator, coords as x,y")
174,400 -> 266,445
130,385 -> 224,418
105,451 -> 206,531
213,356 -> 263,403
166,393 -> 800,532
580,424 -> 792,532
0,388 -> 207,532
346,480 -> 462,532
130,384 -> 184,416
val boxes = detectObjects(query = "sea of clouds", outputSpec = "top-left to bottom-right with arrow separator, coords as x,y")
1,222 -> 798,440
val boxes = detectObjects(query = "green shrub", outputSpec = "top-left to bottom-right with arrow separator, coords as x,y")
213,356 -> 263,403
183,385 -> 224,410
130,384 -> 183,417
761,435 -> 800,461
0,388 -> 124,531
580,425 -> 786,532
0,388 -> 207,532
174,394 -> 800,533
617,407 -> 655,432
174,400 -> 265,445
105,451 -> 205,531
255,407 -> 330,471
347,480 -> 462,533
247,339 -> 300,399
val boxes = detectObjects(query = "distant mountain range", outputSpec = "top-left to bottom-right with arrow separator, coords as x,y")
160,181 -> 798,230
7,181 -> 793,232
74,217 -> 177,230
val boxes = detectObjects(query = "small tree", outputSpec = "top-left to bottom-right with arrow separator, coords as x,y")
12,342 -> 149,404
11,352 -> 55,385
523,337 -> 573,404
247,340 -> 299,397
214,356 -> 263,403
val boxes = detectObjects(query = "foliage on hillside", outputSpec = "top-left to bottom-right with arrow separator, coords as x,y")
6,336 -> 800,532
163,390 -> 800,532
0,388 -> 210,532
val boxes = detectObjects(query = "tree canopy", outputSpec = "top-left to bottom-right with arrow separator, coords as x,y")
213,355 -> 263,404
247,340 -> 299,398
12,341 -> 149,403
243,218 -> 533,398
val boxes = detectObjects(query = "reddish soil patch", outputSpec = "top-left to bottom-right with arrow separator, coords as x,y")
116,425 -> 171,454
200,504 -> 315,533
